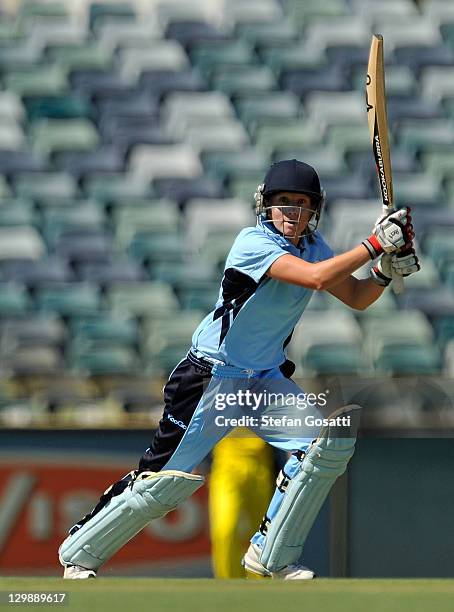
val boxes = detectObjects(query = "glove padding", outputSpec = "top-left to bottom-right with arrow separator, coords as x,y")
370,245 -> 421,287
363,207 -> 415,259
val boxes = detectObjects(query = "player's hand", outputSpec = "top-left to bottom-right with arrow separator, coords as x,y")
370,245 -> 420,287
363,207 -> 414,259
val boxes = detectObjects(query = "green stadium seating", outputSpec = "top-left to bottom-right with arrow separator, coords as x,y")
48,44 -> 113,71
212,65 -> 276,96
0,177 -> 12,198
226,0 -> 283,25
421,67 -> 454,102
0,284 -> 30,316
106,281 -> 179,317
0,123 -> 25,151
84,173 -> 152,201
119,42 -> 189,81
375,345 -> 442,375
236,20 -> 298,46
70,316 -> 138,345
127,233 -> 186,264
399,120 -> 454,153
30,119 -> 99,154
420,148 -> 454,181
255,120 -> 323,154
113,201 -> 180,246
327,124 -> 370,155
0,91 -> 24,122
0,200 -> 36,226
141,311 -> 203,371
260,43 -> 327,73
13,172 -> 78,200
69,343 -> 138,375
203,149 -> 269,181
191,40 -> 255,74
0,227 -> 45,260
393,172 -> 442,207
36,284 -> 100,316
4,65 -> 68,96
285,0 -> 350,26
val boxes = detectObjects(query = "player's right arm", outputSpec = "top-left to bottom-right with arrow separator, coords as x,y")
268,208 -> 414,291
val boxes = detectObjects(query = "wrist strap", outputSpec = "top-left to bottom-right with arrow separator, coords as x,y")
370,266 -> 391,287
362,235 -> 382,259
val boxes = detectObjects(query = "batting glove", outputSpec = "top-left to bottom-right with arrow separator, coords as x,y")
363,207 -> 415,259
370,245 -> 421,287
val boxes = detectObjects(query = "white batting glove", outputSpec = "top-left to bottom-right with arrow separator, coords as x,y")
370,245 -> 421,287
363,207 -> 415,259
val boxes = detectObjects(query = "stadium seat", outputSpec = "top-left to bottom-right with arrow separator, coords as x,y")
185,198 -> 253,251
139,69 -> 207,97
182,120 -> 249,152
119,41 -> 189,81
372,17 -> 442,50
54,147 -> 124,178
398,288 -> 454,317
190,40 -> 256,74
235,92 -> 300,132
69,316 -> 138,345
225,0 -> 283,26
254,120 -> 323,154
421,67 -> 454,103
106,281 -> 180,317
4,65 -> 68,96
282,65 -> 348,97
0,123 -> 25,150
35,283 -> 100,317
52,231 -> 112,264
97,19 -> 161,52
84,173 -> 153,201
0,315 -> 65,349
0,283 -> 31,316
395,46 -> 454,76
127,233 -> 186,265
128,144 -> 203,180
89,2 -> 136,29
1,346 -> 63,376
393,172 -> 442,207
47,43 -> 113,71
75,259 -> 145,284
0,258 -> 73,285
153,176 -> 224,205
166,21 -> 228,47
30,118 -> 99,154
0,227 -> 45,261
305,91 -> 364,129
304,17 -> 370,51
141,311 -> 204,372
375,345 -> 442,375
212,65 -> 276,96
114,201 -> 180,246
286,0 -> 351,25
0,91 -> 25,122
236,19 -> 298,46
23,94 -> 95,121
261,42 -> 327,73
350,0 -> 417,19
202,149 -> 269,182
0,200 -> 36,227
13,171 -> 78,201
69,344 -> 139,376
273,146 -> 347,176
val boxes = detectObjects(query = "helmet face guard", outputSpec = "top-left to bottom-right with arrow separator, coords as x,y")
254,159 -> 324,240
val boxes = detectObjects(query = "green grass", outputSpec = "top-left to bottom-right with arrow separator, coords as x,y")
1,578 -> 454,612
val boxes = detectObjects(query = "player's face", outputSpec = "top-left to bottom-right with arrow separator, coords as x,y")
267,192 -> 317,244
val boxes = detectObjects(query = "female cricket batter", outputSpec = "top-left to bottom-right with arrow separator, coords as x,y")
59,159 -> 420,579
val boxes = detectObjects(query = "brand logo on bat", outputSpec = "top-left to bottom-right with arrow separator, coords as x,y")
374,132 -> 389,204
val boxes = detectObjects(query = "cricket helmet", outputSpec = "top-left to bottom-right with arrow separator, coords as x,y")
254,159 -> 325,237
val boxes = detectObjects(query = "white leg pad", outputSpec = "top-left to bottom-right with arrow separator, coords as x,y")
59,470 -> 204,571
260,405 -> 360,572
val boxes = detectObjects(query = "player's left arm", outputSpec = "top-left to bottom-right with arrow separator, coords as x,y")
328,245 -> 421,310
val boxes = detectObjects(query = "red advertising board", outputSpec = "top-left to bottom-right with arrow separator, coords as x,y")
0,458 -> 210,573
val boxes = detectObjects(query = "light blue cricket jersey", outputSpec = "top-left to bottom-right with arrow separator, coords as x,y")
191,223 -> 334,370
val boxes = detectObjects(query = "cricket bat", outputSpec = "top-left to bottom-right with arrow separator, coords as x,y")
366,34 -> 404,294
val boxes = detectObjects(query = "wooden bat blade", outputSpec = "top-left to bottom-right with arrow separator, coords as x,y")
366,34 -> 394,210
366,34 -> 404,294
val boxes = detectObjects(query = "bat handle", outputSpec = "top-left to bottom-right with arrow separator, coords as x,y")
382,205 -> 405,295
392,270 -> 404,294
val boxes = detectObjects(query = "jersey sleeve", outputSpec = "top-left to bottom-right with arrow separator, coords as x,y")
226,228 -> 288,283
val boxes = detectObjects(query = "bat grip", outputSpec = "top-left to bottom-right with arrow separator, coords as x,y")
382,205 -> 405,295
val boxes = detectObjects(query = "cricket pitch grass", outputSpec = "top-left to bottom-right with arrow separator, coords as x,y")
1,578 -> 454,612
